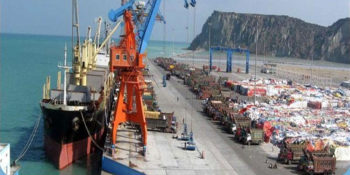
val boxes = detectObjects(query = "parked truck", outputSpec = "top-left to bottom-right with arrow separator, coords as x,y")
223,115 -> 236,134
247,128 -> 264,145
234,116 -> 264,145
166,73 -> 171,80
146,112 -> 177,133
298,150 -> 336,175
278,139 -> 306,164
260,63 -> 276,74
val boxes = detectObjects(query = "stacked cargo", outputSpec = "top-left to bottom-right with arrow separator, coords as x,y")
155,57 -> 350,142
143,81 -> 159,111
154,57 -> 177,71
154,57 -> 349,172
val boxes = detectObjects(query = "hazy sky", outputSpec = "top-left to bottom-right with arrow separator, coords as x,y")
1,0 -> 349,42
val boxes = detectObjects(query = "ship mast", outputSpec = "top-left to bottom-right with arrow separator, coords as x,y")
94,17 -> 102,47
58,44 -> 72,105
72,0 -> 82,85
72,0 -> 81,47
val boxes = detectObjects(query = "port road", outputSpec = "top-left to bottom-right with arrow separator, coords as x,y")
148,60 -> 298,175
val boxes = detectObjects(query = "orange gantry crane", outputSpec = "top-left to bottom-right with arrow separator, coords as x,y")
108,0 -> 197,150
109,10 -> 148,146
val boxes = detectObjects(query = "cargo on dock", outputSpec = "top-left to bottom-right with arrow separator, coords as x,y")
101,62 -> 237,175
154,57 -> 350,174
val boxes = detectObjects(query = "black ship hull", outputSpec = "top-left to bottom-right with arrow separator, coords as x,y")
41,103 -> 107,169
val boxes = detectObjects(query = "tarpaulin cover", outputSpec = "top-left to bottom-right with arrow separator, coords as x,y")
335,146 -> 350,161
263,121 -> 273,142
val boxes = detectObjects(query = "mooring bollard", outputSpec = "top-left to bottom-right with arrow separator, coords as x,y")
112,144 -> 117,159
143,146 -> 147,156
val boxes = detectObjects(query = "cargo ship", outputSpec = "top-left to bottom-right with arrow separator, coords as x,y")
39,0 -> 115,169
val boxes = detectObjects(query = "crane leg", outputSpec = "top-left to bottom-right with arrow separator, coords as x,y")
127,84 -> 134,111
111,73 -> 147,146
135,84 -> 147,146
140,122 -> 148,146
112,81 -> 127,144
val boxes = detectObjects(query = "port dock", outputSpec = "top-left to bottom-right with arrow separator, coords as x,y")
100,53 -> 350,175
102,61 -> 238,175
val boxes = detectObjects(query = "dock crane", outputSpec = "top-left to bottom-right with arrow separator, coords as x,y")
108,0 -> 197,150
184,0 -> 196,8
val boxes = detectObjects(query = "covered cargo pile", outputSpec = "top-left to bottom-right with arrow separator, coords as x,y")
227,78 -> 350,160
154,57 -> 350,160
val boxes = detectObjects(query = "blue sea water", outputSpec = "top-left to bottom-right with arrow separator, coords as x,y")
0,33 -> 188,175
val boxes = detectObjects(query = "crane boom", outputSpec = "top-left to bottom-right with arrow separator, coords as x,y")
92,20 -> 123,59
184,0 -> 196,8
94,17 -> 103,46
137,0 -> 162,54
108,0 -> 135,22
108,0 -> 162,54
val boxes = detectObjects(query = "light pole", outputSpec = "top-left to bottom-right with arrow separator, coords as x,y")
254,21 -> 258,105
186,8 -> 190,44
208,22 -> 212,50
172,28 -> 175,56
208,22 -> 212,72
163,0 -> 166,56
311,55 -> 313,85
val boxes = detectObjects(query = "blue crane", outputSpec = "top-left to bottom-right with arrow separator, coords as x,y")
210,46 -> 251,74
108,0 -> 163,54
184,0 -> 196,8
108,0 -> 197,54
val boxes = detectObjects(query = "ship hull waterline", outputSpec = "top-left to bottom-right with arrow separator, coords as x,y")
41,104 -> 107,170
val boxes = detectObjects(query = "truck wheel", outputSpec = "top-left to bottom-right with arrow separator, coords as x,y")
324,171 -> 332,175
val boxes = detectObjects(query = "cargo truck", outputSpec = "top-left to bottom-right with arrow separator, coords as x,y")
298,150 -> 336,175
234,116 -> 264,145
278,139 -> 306,164
146,112 -> 176,133
166,73 -> 171,80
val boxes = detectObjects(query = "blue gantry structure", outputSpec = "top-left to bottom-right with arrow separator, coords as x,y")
209,46 -> 250,74
108,0 -> 163,54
